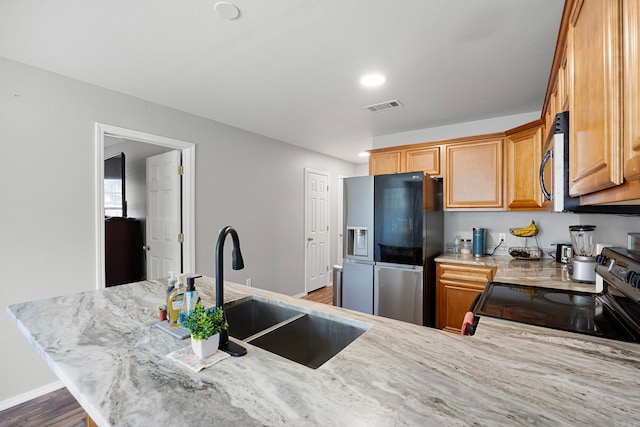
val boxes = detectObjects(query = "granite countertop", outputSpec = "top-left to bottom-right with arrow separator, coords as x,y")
8,277 -> 640,426
435,254 -> 600,292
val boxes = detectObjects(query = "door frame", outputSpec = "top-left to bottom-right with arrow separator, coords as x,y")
303,167 -> 331,294
94,123 -> 196,289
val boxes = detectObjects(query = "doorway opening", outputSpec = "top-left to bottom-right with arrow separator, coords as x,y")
94,123 -> 195,289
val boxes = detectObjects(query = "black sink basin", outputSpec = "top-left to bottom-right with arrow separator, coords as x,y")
248,312 -> 368,369
224,298 -> 302,340
223,297 -> 370,368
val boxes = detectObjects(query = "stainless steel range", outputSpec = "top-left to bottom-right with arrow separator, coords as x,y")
464,247 -> 640,343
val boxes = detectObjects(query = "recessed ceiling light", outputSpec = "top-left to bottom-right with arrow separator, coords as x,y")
358,151 -> 370,157
360,74 -> 387,87
215,2 -> 240,20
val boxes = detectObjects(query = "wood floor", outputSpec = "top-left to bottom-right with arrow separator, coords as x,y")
303,284 -> 334,305
0,285 -> 335,426
0,387 -> 86,427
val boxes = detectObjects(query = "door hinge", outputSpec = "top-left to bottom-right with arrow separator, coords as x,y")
177,165 -> 184,175
178,233 -> 184,243
327,225 -> 329,231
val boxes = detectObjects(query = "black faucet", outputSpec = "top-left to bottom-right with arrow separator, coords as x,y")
215,226 -> 247,357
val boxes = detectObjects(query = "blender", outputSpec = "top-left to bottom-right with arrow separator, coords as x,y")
568,225 -> 597,283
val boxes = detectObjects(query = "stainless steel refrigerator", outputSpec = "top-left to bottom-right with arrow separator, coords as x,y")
341,176 -> 374,315
341,172 -> 443,327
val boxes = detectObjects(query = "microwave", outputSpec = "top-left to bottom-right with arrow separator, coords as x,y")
539,112 -> 640,214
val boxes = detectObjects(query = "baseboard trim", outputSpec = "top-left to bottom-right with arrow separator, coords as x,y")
0,380 -> 64,412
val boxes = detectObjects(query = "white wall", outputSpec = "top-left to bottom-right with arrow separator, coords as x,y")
579,214 -> 640,248
445,211 -> 584,256
354,162 -> 369,176
0,58 -> 355,404
372,111 -> 541,148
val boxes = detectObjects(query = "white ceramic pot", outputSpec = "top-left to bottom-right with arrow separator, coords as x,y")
191,333 -> 220,359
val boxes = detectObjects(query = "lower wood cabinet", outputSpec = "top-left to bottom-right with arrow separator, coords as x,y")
436,262 -> 497,333
86,414 -> 98,427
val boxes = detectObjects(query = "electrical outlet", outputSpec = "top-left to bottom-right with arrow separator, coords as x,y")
246,278 -> 252,287
498,233 -> 507,243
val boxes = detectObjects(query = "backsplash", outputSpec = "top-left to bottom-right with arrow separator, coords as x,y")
444,211 -> 640,257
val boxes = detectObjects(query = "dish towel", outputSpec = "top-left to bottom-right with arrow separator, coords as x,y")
167,345 -> 230,372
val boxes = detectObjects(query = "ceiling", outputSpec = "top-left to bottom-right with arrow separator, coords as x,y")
0,0 -> 564,163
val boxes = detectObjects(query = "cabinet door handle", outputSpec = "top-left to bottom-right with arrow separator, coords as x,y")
308,237 -> 314,242
143,245 -> 150,251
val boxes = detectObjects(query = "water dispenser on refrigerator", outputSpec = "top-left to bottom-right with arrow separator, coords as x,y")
347,227 -> 369,257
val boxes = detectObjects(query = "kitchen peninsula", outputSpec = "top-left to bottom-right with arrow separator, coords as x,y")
7,277 -> 640,426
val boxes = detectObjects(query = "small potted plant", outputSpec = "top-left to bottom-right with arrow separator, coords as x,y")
181,302 -> 228,358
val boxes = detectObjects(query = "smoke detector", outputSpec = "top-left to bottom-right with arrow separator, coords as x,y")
364,99 -> 404,112
215,2 -> 240,20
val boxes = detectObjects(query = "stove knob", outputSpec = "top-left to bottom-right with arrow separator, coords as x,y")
632,273 -> 640,288
626,270 -> 636,283
596,254 -> 609,266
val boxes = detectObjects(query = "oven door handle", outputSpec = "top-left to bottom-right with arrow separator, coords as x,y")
461,292 -> 483,336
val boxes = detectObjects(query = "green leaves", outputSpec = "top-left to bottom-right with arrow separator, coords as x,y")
181,302 -> 228,341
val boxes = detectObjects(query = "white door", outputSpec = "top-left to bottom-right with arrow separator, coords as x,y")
146,150 -> 182,280
305,169 -> 330,292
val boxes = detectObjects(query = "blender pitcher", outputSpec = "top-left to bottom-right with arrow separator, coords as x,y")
569,225 -> 597,256
568,225 -> 597,283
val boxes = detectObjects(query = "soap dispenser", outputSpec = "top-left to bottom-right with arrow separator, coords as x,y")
166,271 -> 177,311
180,276 -> 201,323
167,277 -> 185,327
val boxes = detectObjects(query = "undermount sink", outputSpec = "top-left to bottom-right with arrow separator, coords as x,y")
224,297 -> 370,369
224,298 -> 302,340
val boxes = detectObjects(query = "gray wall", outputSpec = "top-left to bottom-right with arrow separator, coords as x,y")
0,58 -> 355,404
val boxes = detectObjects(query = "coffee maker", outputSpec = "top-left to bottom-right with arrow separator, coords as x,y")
568,225 -> 597,283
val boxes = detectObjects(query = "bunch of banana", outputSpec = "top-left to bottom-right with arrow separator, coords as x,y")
509,220 -> 538,237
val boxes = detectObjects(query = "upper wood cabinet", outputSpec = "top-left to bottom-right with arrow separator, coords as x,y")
505,121 -> 545,210
558,47 -> 570,112
405,146 -> 441,177
623,0 -> 640,183
568,0 -> 624,197
445,137 -> 504,209
369,150 -> 403,175
368,145 -> 442,177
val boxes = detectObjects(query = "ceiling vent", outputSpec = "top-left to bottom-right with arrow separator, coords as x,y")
364,99 -> 404,112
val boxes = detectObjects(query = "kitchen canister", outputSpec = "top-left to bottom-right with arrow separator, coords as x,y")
472,228 -> 486,257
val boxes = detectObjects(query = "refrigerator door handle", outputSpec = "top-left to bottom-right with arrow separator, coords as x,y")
375,261 -> 423,271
